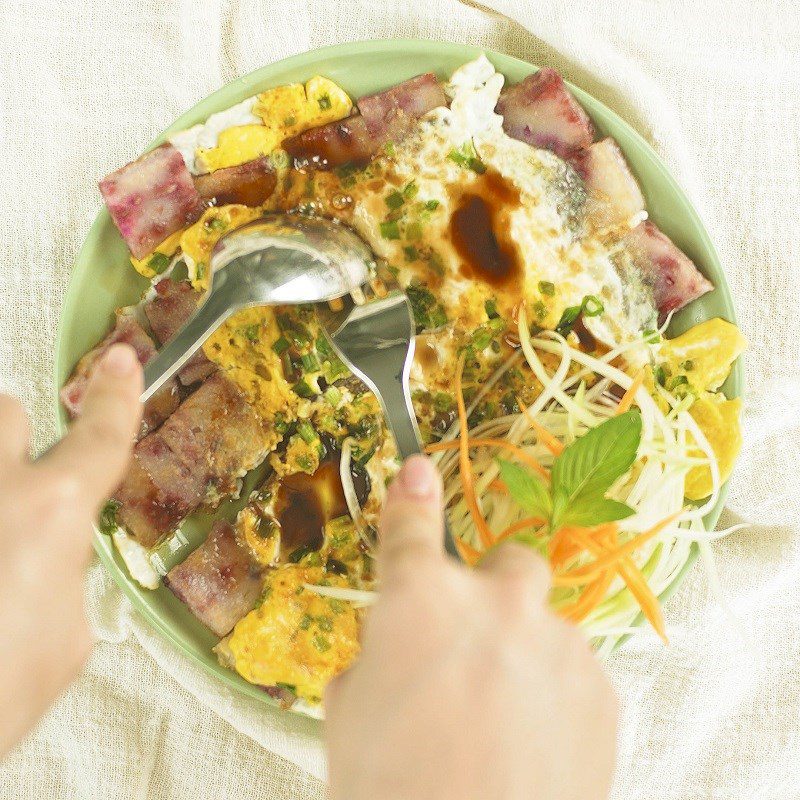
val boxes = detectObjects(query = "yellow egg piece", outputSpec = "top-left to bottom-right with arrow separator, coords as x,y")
226,565 -> 360,703
663,318 -> 746,393
180,205 -> 262,290
685,392 -> 742,500
253,83 -> 309,139
129,229 -> 184,278
302,76 -> 353,126
196,124 -> 282,173
202,305 -> 300,423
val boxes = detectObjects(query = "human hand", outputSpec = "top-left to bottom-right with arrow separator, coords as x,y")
0,344 -> 142,756
325,455 -> 618,800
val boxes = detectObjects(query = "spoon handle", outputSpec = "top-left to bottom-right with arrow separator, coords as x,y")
141,288 -> 234,402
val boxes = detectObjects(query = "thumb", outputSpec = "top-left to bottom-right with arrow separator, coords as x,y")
41,344 -> 143,508
378,455 -> 445,585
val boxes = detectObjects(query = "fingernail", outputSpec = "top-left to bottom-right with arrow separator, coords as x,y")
399,455 -> 439,499
101,344 -> 139,377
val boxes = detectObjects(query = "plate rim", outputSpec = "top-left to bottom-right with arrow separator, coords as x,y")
53,37 -> 741,714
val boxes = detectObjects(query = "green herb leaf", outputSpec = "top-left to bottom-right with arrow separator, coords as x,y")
550,410 -> 641,530
98,500 -> 121,535
497,459 -> 552,520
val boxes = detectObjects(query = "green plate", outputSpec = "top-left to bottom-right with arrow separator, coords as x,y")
54,39 -> 742,713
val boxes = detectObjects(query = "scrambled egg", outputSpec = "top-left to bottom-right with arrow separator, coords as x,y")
685,392 -> 743,500
223,564 -> 360,703
180,204 -> 262,290
202,304 -> 301,427
130,229 -> 183,279
662,318 -> 746,393
196,77 -> 351,173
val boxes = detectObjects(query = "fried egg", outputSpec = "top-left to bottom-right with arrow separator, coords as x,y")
221,563 -> 361,703
320,56 -> 656,355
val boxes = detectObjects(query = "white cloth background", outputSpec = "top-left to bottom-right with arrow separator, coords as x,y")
0,0 -> 798,797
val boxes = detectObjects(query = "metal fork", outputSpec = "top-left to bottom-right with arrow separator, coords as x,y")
319,284 -> 459,558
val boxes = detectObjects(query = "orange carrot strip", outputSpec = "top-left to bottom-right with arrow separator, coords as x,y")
555,512 -> 683,584
489,479 -> 509,495
494,517 -> 547,544
560,570 -> 616,623
568,528 -> 667,642
454,537 -> 482,566
455,354 -> 494,548
426,437 -> 549,479
517,395 -> 564,455
616,367 -> 647,415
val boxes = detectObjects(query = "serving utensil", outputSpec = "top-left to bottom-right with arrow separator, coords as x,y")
319,290 -> 460,558
141,214 -> 374,401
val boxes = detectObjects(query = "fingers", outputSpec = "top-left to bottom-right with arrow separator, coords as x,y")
40,344 -> 143,508
378,455 -> 445,584
478,540 -> 552,606
0,395 -> 31,464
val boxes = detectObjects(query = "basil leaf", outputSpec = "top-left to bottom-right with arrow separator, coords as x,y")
558,498 -> 635,528
550,410 -> 642,530
497,459 -> 552,520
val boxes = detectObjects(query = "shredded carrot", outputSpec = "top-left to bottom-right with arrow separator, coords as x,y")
560,570 -> 616,622
554,511 -> 683,585
426,437 -> 549,479
567,527 -> 667,642
494,517 -> 547,544
548,523 -> 616,571
516,395 -> 564,455
455,353 -> 494,548
454,536 -> 482,567
489,479 -> 509,494
616,367 -> 647,415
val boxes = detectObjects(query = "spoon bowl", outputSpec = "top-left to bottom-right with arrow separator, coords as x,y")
141,214 -> 374,402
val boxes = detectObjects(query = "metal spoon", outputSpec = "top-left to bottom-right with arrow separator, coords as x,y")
141,213 -> 374,401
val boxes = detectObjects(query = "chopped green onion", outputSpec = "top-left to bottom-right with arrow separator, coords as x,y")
653,365 -> 667,386
300,352 -> 320,372
405,221 -> 422,241
403,181 -> 419,199
98,500 -> 120,535
385,190 -> 404,210
283,115 -> 296,126
292,379 -> 315,398
272,336 -> 290,355
424,199 -> 440,211
582,295 -> 604,317
324,386 -> 341,406
243,324 -> 260,343
312,634 -> 331,652
533,300 -> 548,320
643,328 -> 661,344
290,545 -> 316,564
485,298 -> 499,318
681,360 -> 695,371
147,252 -> 171,275
297,420 -> 317,444
315,334 -> 333,358
317,94 -> 332,110
538,280 -> 555,296
380,220 -> 400,240
403,245 -> 418,262
273,413 -> 289,434
556,304 -> 582,334
206,217 -> 228,232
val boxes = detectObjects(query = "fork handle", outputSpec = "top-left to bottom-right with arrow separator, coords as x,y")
141,288 -> 233,402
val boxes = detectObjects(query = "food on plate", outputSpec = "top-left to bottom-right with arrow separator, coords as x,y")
65,58 -> 744,713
